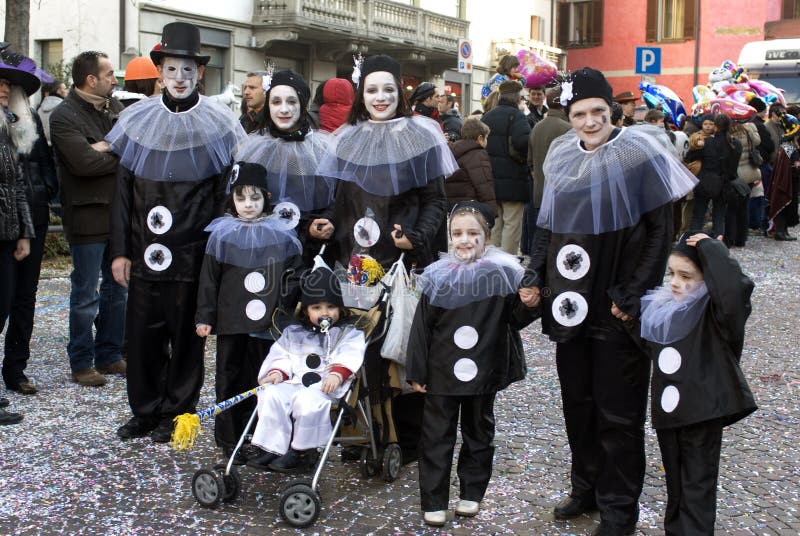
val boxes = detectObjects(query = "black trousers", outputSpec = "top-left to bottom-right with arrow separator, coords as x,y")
418,393 -> 496,511
555,336 -> 650,527
724,193 -> 749,247
2,222 -> 47,387
657,420 -> 724,536
125,278 -> 205,419
214,334 -> 272,449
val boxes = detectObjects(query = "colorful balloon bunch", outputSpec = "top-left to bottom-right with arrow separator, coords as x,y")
690,60 -> 787,122
639,81 -> 688,125
515,49 -> 558,89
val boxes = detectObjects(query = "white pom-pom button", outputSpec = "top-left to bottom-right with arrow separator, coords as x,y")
658,347 -> 682,375
660,385 -> 680,413
146,205 -> 173,235
551,291 -> 588,327
556,244 -> 590,280
244,272 -> 266,294
453,358 -> 478,382
245,299 -> 267,321
453,326 -> 479,350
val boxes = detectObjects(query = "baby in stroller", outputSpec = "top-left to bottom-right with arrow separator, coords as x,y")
247,266 -> 367,472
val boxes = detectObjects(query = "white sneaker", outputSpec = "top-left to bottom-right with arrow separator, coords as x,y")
455,499 -> 480,517
423,510 -> 447,526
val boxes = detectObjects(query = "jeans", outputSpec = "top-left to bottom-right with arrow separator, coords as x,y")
67,242 -> 127,372
748,196 -> 766,231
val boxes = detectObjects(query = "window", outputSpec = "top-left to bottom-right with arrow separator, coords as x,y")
646,0 -> 696,42
38,39 -> 63,74
557,0 -> 603,49
783,0 -> 800,18
530,15 -> 543,41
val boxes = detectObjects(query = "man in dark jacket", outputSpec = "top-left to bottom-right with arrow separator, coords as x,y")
239,71 -> 267,133
522,87 -> 570,252
410,82 -> 440,121
480,79 -> 531,254
0,45 -> 57,395
50,50 -> 127,388
437,93 -> 463,142
520,67 -> 695,536
109,22 -> 246,443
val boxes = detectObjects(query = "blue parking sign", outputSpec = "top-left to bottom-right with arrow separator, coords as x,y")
635,47 -> 661,75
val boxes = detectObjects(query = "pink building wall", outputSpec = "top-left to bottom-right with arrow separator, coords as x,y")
564,0 -> 783,108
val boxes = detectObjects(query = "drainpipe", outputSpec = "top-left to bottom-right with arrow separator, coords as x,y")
693,0 -> 700,87
119,0 -> 126,62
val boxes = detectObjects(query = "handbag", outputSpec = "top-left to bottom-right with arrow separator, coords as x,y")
747,132 -> 764,167
506,113 -> 527,165
380,263 -> 419,365
724,177 -> 751,202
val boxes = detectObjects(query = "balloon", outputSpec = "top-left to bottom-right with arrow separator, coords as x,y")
515,49 -> 557,88
692,85 -> 715,104
708,98 -> 756,122
748,79 -> 787,106
639,81 -> 687,125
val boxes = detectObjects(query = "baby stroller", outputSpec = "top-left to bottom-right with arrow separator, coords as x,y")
189,249 -> 408,528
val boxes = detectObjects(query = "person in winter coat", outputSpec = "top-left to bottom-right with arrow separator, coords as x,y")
108,22 -> 247,443
769,113 -> 800,241
50,50 -> 127,388
406,201 -> 538,526
0,46 -> 57,396
195,162 -> 303,465
519,67 -> 696,536
636,232 -> 756,535
480,79 -> 531,254
318,78 -> 354,133
114,56 -> 162,108
437,93 -> 463,142
314,54 -> 455,463
36,79 -> 66,145
726,120 -> 760,247
445,117 -> 496,213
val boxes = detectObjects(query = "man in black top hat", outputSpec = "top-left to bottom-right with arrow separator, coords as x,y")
109,21 -> 247,443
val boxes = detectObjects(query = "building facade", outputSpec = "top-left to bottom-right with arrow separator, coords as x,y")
556,0 -> 800,107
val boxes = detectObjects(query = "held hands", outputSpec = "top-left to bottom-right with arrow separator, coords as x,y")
259,371 -> 284,386
309,219 -> 334,240
519,286 -> 541,308
611,302 -> 632,322
321,372 -> 342,394
111,256 -> 131,288
196,324 -> 211,337
13,238 -> 30,261
392,224 -> 413,250
411,381 -> 427,394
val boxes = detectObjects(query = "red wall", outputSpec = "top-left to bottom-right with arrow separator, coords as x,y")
564,0 -> 780,108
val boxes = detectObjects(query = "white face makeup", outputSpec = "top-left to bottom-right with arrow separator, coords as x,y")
233,186 -> 266,221
667,253 -> 704,302
160,57 -> 200,99
450,213 -> 486,262
569,97 -> 615,151
363,71 -> 398,122
269,85 -> 301,131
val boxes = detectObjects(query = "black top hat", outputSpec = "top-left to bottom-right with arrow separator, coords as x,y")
150,22 -> 210,66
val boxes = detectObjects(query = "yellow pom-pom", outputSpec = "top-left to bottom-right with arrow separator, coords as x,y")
360,257 -> 385,285
170,413 -> 202,451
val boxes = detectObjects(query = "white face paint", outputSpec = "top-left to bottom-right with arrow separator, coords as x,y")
232,186 -> 266,221
160,57 -> 199,99
667,253 -> 704,302
450,213 -> 486,262
362,71 -> 399,122
268,85 -> 301,131
569,97 -> 614,151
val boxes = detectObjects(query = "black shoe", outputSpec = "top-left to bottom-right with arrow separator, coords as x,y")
150,417 -> 175,443
223,446 -> 249,466
8,381 -> 38,395
341,445 -> 361,462
591,520 -> 636,536
553,495 -> 597,520
246,450 -> 280,471
268,449 -> 309,472
0,407 -> 23,425
117,416 -> 159,439
775,231 -> 798,241
0,397 -> 9,408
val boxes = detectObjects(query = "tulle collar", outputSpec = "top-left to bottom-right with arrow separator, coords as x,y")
640,283 -> 710,344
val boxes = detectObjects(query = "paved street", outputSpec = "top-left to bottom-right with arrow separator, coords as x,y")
1,233 -> 798,535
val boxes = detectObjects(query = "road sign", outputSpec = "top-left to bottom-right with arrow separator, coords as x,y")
635,47 -> 661,75
458,38 -> 473,74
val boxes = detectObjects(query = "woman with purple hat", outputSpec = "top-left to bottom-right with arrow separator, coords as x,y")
0,43 -> 56,403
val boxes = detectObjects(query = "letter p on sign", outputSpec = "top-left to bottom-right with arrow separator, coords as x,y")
635,47 -> 661,75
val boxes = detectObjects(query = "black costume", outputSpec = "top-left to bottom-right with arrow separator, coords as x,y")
638,238 -> 756,535
108,89 -> 246,422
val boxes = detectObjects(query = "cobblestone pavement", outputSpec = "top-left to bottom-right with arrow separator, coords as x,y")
1,233 -> 798,535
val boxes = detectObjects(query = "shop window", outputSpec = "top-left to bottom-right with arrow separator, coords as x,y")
646,0 -> 696,42
556,0 -> 603,49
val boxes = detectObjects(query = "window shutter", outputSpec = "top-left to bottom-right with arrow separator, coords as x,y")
782,0 -> 796,18
557,2 -> 570,48
646,0 -> 658,42
682,0 -> 696,40
590,0 -> 604,45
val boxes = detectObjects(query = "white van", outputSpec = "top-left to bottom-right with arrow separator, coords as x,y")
738,38 -> 800,105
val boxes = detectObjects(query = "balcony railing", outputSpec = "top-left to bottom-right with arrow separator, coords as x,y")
254,0 -> 468,51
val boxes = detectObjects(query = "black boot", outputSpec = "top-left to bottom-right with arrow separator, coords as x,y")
246,450 -> 280,471
269,449 -> 307,472
0,407 -> 23,425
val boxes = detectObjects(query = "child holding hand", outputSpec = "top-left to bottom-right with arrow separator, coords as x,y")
247,267 -> 366,472
406,201 -> 538,526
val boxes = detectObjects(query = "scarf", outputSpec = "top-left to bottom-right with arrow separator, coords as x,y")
74,87 -> 110,111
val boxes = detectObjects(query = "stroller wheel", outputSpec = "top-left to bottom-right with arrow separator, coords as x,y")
381,443 -> 403,482
359,447 -> 378,479
222,466 -> 241,502
191,468 -> 226,508
280,480 -> 321,528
